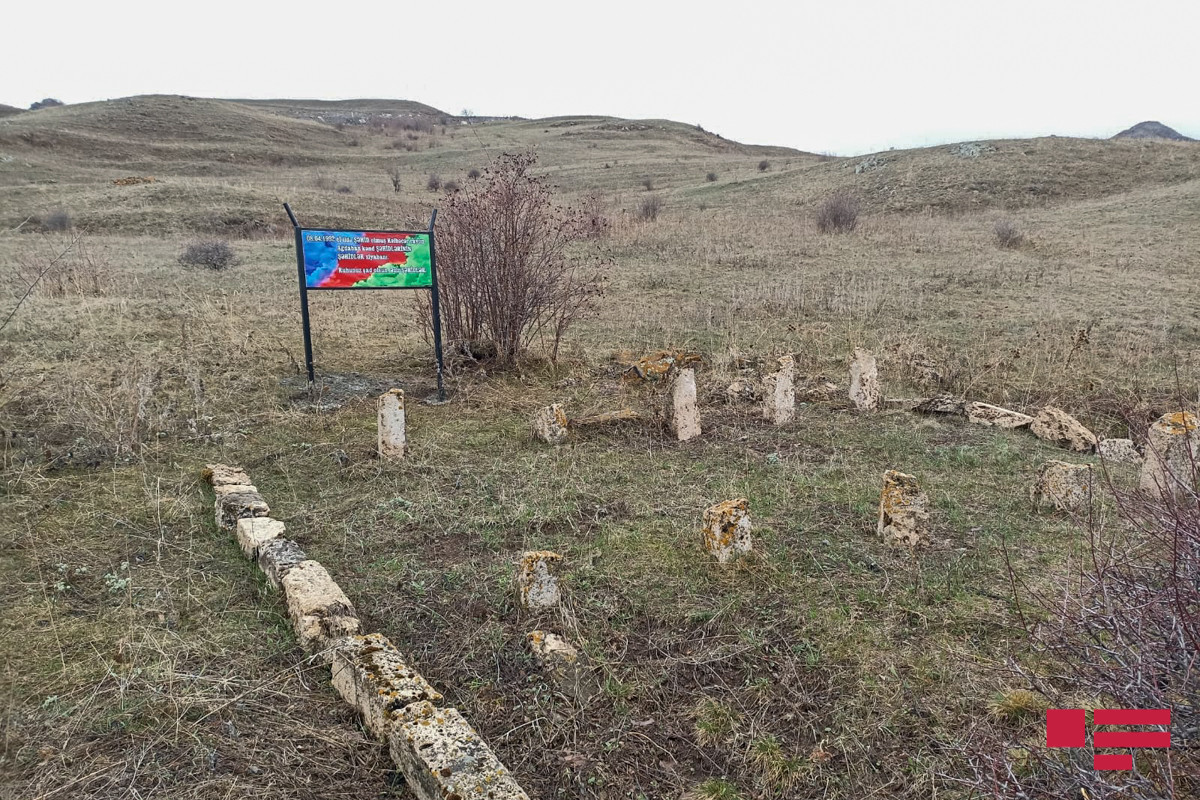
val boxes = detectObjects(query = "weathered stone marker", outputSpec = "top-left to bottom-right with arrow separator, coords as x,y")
527,630 -> 601,703
215,491 -> 270,532
849,348 -> 880,411
377,389 -> 406,459
1140,411 -> 1200,496
762,355 -> 796,425
517,550 -> 563,609
668,367 -> 702,441
1031,460 -> 1094,514
388,702 -> 529,800
281,560 -> 361,659
532,404 -> 570,445
203,463 -> 253,488
1030,406 -> 1097,453
966,401 -> 1034,429
1097,437 -> 1142,466
235,517 -> 286,560
331,633 -> 443,740
702,499 -> 752,563
877,470 -> 930,547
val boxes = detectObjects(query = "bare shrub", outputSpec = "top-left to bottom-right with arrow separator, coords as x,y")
814,192 -> 860,233
637,195 -> 664,222
581,194 -> 610,238
427,173 -> 442,191
417,151 -> 606,363
389,166 -> 402,193
11,235 -> 113,298
179,240 -> 237,270
758,160 -> 770,172
336,185 -> 353,194
706,172 -> 718,182
993,219 -> 1024,249
467,168 -> 481,179
43,209 -> 72,232
443,180 -> 461,193
641,177 -> 655,191
313,173 -> 335,191
963,453 -> 1199,798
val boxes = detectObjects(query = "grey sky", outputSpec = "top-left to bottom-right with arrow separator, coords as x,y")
5,0 -> 1197,155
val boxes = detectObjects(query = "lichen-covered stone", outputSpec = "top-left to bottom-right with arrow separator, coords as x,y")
531,404 -> 570,445
725,379 -> 762,403
966,402 -> 1034,429
526,630 -> 601,704
257,538 -> 308,589
214,483 -> 258,497
849,348 -> 880,412
762,355 -> 796,425
1030,406 -> 1097,453
388,701 -> 529,800
1031,460 -> 1095,513
1097,437 -> 1142,466
517,551 -> 563,609
877,471 -> 930,547
668,368 -> 701,441
280,560 -> 360,658
378,389 -> 406,459
914,395 -> 964,415
702,499 -> 752,563
332,633 -> 443,739
1140,411 -> 1200,496
236,517 -> 285,560
203,463 -> 253,487
215,491 -> 270,532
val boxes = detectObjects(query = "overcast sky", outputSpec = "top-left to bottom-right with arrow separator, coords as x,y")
5,0 -> 1197,155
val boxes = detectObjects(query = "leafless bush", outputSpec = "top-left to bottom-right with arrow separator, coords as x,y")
467,168 -> 481,179
706,171 -> 718,182
637,195 -> 664,222
179,240 -> 236,270
43,209 -> 72,232
758,160 -> 770,172
313,173 -> 335,191
444,180 -> 461,193
581,194 -> 610,238
641,177 -> 655,191
961,452 -> 1199,798
427,173 -> 442,191
416,151 -> 606,363
994,219 -> 1024,249
389,166 -> 402,192
815,192 -> 860,233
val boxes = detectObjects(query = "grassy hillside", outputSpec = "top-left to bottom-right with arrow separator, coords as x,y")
0,95 -> 1197,800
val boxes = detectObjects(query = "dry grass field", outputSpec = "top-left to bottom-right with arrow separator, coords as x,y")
0,96 -> 1197,799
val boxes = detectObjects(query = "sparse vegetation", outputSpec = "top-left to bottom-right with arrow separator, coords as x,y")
29,98 -> 63,110
427,172 -> 442,191
389,166 -> 402,192
706,171 -> 718,182
641,176 -> 655,191
443,179 -> 460,193
178,239 -> 236,270
815,191 -> 860,233
993,218 -> 1024,248
42,209 -> 72,232
637,194 -> 664,221
467,168 -> 481,179
758,159 -> 770,171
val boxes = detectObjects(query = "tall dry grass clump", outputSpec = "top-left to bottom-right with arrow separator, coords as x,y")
418,151 -> 607,363
815,192 -> 860,233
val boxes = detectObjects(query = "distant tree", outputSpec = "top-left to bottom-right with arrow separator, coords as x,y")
29,98 -> 63,111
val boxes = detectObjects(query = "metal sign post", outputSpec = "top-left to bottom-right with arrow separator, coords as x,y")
284,203 -> 446,399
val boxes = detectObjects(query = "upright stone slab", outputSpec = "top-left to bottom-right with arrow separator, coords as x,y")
762,355 -> 796,425
849,348 -> 880,412
1098,437 -> 1142,466
378,389 -> 406,459
215,491 -> 270,532
702,499 -> 753,563
668,368 -> 701,441
517,551 -> 563,609
1031,460 -> 1095,514
527,630 -> 601,704
877,470 -> 930,547
331,633 -> 443,740
1030,406 -> 1097,453
531,404 -> 570,445
388,702 -> 529,800
966,402 -> 1034,429
236,517 -> 286,560
1139,411 -> 1200,496
280,560 -> 361,659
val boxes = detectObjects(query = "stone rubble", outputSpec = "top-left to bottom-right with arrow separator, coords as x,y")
1097,437 -> 1142,466
1030,406 -> 1097,453
1031,460 -> 1095,514
966,402 -> 1034,429
527,630 -> 601,704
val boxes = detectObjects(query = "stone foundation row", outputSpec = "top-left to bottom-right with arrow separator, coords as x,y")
204,463 -> 530,800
